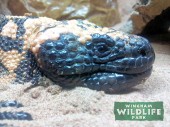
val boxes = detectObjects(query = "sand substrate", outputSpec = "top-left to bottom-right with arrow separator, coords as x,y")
0,42 -> 170,127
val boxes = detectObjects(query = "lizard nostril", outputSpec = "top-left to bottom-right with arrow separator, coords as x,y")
139,49 -> 147,56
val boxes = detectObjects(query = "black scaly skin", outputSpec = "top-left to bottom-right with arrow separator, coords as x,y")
0,100 -> 23,108
14,50 -> 41,84
39,33 -> 155,92
0,111 -> 32,120
0,15 -> 41,84
0,101 -> 32,121
0,16 -> 36,121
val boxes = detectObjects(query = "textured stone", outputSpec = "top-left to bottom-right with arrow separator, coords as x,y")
2,0 -> 170,34
0,0 -> 11,15
114,0 -> 170,34
7,0 -> 120,27
131,0 -> 170,34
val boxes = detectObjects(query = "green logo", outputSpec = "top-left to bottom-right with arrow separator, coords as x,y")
114,102 -> 164,121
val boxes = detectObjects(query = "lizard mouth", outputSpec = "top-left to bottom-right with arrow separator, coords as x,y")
82,67 -> 153,93
38,55 -> 154,93
40,65 -> 153,93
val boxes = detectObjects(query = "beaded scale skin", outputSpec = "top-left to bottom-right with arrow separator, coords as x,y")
0,15 -> 155,93
0,15 -> 155,121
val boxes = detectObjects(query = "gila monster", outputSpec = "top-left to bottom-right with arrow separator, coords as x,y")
0,15 -> 155,92
0,15 -> 155,120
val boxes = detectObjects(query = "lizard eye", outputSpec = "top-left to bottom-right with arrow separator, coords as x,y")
97,44 -> 108,53
94,43 -> 111,58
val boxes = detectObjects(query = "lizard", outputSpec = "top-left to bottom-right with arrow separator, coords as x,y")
0,15 -> 155,93
0,15 -> 155,121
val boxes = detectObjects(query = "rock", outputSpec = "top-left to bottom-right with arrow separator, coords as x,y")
131,0 -> 170,34
4,0 -> 170,34
0,0 -> 11,15
117,0 -> 139,19
7,0 -> 120,27
141,7 -> 170,41
114,0 -> 170,34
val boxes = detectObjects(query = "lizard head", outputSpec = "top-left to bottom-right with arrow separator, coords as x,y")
35,20 -> 155,93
